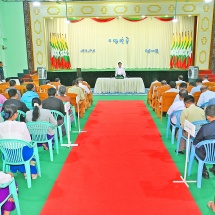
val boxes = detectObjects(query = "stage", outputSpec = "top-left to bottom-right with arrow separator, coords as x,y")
47,68 -> 188,88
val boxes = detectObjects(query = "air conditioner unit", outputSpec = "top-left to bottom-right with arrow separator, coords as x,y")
188,66 -> 199,79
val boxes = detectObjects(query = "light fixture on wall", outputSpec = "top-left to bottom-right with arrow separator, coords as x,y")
33,1 -> 41,7
172,0 -> 178,23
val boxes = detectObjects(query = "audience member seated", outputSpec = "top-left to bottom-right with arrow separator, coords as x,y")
190,78 -> 203,95
202,75 -> 209,83
167,90 -> 188,125
55,78 -> 61,89
0,94 -> 7,111
19,79 -> 25,86
67,80 -> 86,118
20,84 -> 39,109
177,95 -> 205,154
197,85 -> 215,107
26,98 -> 57,150
5,80 -> 21,100
77,77 -> 90,94
192,105 -> 215,179
56,85 -> 71,103
0,105 -> 38,179
208,97 -> 215,106
161,80 -> 167,86
2,89 -> 29,121
173,82 -> 188,102
0,171 -> 17,215
42,88 -> 65,116
165,81 -> 179,93
176,75 -> 185,84
46,80 -> 56,89
150,78 -> 159,87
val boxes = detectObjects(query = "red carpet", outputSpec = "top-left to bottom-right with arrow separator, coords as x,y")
41,101 -> 201,215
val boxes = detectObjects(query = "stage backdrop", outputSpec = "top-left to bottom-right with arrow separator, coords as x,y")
45,17 -> 194,69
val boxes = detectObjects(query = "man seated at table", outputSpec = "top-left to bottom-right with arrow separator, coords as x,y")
67,80 -> 86,118
173,82 -> 188,103
192,105 -> 215,179
115,62 -> 126,78
197,85 -> 215,108
177,95 -> 205,154
190,78 -> 203,95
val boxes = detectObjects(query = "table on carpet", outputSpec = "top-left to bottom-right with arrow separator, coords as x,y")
94,78 -> 145,93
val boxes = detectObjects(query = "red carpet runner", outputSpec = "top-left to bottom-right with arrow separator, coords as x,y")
41,101 -> 201,215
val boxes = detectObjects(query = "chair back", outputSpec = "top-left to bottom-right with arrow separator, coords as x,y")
170,110 -> 183,127
202,82 -> 215,87
27,121 -> 54,142
66,93 -> 78,106
192,120 -> 209,136
0,139 -> 31,164
37,85 -> 53,93
195,140 -> 215,163
50,110 -> 65,124
209,86 -> 215,92
15,85 -> 26,95
193,91 -> 201,103
0,86 -> 9,94
157,86 -> 170,99
50,82 -> 60,90
149,82 -> 162,94
161,92 -> 178,112
187,85 -> 193,93
17,110 -> 26,121
37,92 -> 48,101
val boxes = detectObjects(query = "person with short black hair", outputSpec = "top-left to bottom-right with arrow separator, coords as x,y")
19,79 -> 25,86
42,88 -> 65,115
115,62 -> 126,78
197,85 -> 215,107
46,80 -> 56,88
190,78 -> 203,95
173,82 -> 188,102
5,80 -> 21,99
0,104 -> 38,179
26,98 -> 57,150
192,105 -> 215,179
177,95 -> 205,154
21,84 -> 39,109
165,81 -> 179,93
161,80 -> 167,86
2,89 -> 29,121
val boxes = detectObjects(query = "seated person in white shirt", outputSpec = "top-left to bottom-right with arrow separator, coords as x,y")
190,78 -> 203,95
197,85 -> 215,107
115,62 -> 126,78
77,77 -> 90,94
173,82 -> 187,102
202,75 -> 209,83
166,81 -> 179,93
176,75 -> 185,84
167,89 -> 188,125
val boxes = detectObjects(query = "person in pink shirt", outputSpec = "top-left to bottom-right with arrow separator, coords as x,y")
0,94 -> 7,111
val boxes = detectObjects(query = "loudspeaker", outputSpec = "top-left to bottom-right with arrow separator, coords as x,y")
77,68 -> 81,77
188,66 -> 199,82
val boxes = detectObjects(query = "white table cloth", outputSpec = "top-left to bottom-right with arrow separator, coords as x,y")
94,78 -> 145,93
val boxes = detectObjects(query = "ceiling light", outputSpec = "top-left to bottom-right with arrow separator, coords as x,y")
33,1 -> 41,6
173,17 -> 178,23
188,15 -> 192,17
205,0 -> 212,2
142,15 -> 145,18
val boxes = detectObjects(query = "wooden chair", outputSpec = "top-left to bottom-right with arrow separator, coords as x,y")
37,92 -> 48,101
157,92 -> 178,121
0,85 -> 8,93
30,72 -> 39,86
193,91 -> 201,104
37,85 -> 53,93
0,82 -> 9,86
147,82 -> 161,105
66,93 -> 85,118
24,82 -> 38,87
155,86 -> 170,113
202,82 -> 215,88
15,85 -> 26,95
209,86 -> 215,92
187,85 -> 193,93
82,81 -> 93,105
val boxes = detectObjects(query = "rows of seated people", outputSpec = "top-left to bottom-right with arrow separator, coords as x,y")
0,77 -> 93,214
147,74 -> 215,190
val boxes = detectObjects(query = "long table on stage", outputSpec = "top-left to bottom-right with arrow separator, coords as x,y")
94,77 -> 145,93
